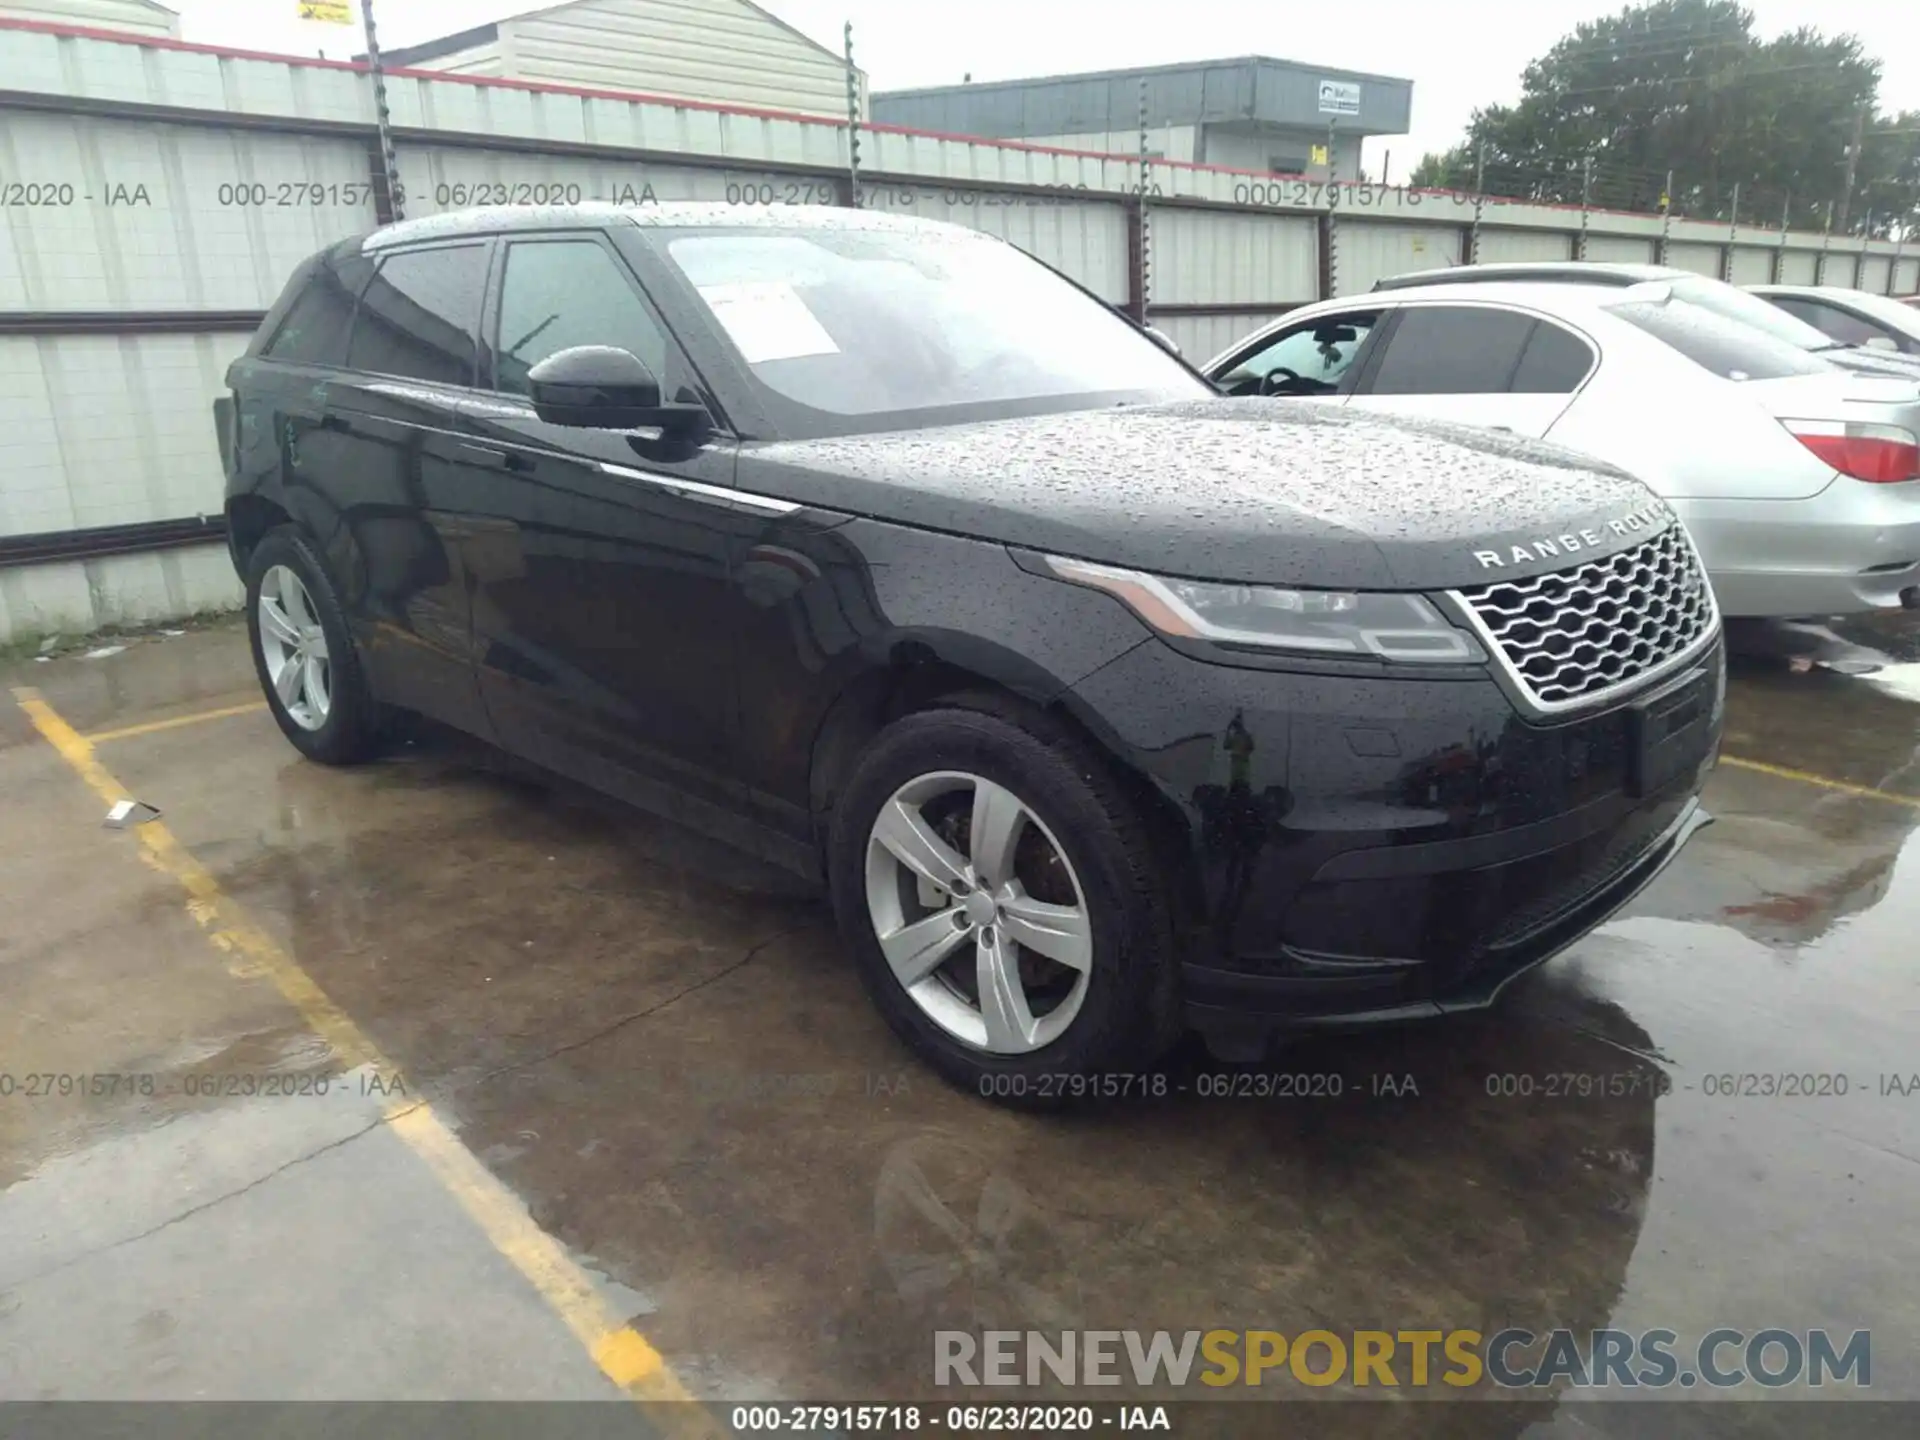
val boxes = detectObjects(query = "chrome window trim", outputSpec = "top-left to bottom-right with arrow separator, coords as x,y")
598,462 -> 800,515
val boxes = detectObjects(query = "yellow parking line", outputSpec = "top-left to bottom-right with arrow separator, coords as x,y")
84,701 -> 269,745
12,686 -> 720,1434
1720,755 -> 1920,811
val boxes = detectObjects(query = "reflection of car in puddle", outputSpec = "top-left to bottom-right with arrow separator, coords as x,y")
874,1136 -> 1081,1333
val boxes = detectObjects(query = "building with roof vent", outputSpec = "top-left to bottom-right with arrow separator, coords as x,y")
372,0 -> 863,120
872,57 -> 1411,181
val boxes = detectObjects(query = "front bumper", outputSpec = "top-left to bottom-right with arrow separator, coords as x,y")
1064,635 -> 1724,1058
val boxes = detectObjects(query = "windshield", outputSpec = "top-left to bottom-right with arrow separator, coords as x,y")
1665,276 -> 1838,352
1605,287 -> 1836,380
659,226 -> 1207,431
1808,288 -> 1920,336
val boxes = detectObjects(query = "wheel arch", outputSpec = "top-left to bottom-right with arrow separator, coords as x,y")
806,644 -> 1203,934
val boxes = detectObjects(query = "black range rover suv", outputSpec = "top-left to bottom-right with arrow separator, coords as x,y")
215,203 -> 1723,1095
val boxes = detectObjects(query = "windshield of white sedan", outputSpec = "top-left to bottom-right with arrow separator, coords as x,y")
1664,276 -> 1838,352
663,228 -> 1206,418
1605,291 -> 1835,380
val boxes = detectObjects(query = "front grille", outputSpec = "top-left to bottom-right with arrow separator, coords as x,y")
1453,523 -> 1716,712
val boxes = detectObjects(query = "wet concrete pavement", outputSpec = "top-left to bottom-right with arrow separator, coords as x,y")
1,615 -> 1916,1433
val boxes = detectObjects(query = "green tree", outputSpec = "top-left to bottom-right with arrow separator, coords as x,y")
1411,0 -> 1916,234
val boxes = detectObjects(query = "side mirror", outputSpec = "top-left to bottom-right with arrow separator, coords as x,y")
1143,325 -> 1182,357
527,346 -> 708,435
1862,335 -> 1899,353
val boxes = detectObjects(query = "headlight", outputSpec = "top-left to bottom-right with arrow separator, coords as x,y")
1044,555 -> 1486,663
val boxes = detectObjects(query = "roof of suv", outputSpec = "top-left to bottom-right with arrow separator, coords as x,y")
363,201 -> 953,252
1372,262 -> 1689,293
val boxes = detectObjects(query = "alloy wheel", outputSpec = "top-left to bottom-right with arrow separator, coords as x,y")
257,564 -> 332,732
864,770 -> 1093,1054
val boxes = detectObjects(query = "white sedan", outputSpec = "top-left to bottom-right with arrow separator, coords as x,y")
1748,284 -> 1920,360
1204,265 -> 1920,618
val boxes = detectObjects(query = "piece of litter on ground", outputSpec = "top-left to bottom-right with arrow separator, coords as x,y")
34,655 -> 51,663
38,636 -> 60,654
161,629 -> 185,637
83,645 -> 127,660
104,799 -> 162,829
1788,656 -> 1814,674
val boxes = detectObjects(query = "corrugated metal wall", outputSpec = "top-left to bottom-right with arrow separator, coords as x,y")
1334,223 -> 1461,295
1151,311 -> 1290,368
1150,209 -> 1318,307
1898,258 -> 1920,294
0,20 -> 1910,641
0,113 -> 377,310
1664,241 -> 1722,277
1727,246 -> 1774,285
1,332 -> 244,535
1475,229 -> 1573,264
1779,250 -> 1820,285
1859,256 -> 1892,293
1583,235 -> 1657,264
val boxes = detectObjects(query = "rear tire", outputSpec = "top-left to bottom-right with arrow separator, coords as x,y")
828,698 -> 1181,1104
245,527 -> 386,766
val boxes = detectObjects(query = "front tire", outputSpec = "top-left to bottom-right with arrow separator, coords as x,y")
245,526 -> 385,765
828,699 -> 1180,1102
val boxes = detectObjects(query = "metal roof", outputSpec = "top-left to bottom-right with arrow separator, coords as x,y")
373,0 -> 845,69
872,56 -> 1412,139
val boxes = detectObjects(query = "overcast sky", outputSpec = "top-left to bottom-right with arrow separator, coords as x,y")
173,0 -> 1920,174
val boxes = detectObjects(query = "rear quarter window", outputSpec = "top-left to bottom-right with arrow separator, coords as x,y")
1605,298 -> 1831,380
262,271 -> 359,367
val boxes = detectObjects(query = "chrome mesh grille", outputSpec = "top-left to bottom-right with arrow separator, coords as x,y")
1454,524 -> 1716,711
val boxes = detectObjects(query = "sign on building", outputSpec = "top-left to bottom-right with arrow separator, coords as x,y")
298,0 -> 354,23
1316,79 -> 1362,116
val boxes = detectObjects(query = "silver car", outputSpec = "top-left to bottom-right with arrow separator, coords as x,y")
1204,267 -> 1920,618
1748,284 -> 1920,360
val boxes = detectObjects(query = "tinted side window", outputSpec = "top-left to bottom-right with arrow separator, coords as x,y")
493,239 -> 670,396
348,244 -> 487,386
1510,320 -> 1596,393
263,266 -> 361,366
1365,306 -> 1537,395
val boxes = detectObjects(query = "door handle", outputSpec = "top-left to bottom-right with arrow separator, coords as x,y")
459,442 -> 528,471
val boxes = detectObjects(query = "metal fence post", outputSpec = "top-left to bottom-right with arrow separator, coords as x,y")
1469,141 -> 1486,264
1772,193 -> 1790,284
1657,168 -> 1673,266
842,22 -> 862,209
1720,180 -> 1739,282
358,0 -> 404,223
1893,226 -> 1909,296
1130,77 -> 1151,323
1817,198 -> 1834,285
1577,155 -> 1592,261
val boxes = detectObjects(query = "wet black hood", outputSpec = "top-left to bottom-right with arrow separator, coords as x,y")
743,398 -> 1672,590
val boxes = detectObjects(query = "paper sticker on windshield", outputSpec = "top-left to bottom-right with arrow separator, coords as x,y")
697,281 -> 839,363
